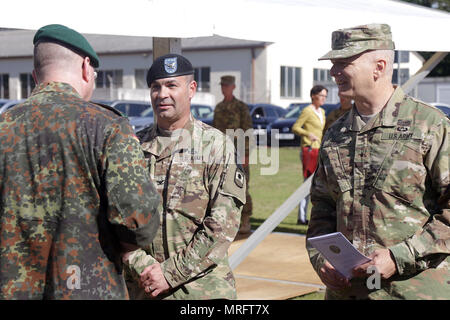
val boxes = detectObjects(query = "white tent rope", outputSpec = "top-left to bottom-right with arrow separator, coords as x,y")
229,175 -> 313,270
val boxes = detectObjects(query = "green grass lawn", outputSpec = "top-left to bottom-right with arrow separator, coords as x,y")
247,146 -> 324,300
248,146 -> 310,234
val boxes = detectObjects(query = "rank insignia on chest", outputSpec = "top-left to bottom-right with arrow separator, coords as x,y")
396,119 -> 411,132
234,168 -> 245,188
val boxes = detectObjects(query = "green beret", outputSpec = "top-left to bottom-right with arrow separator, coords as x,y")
146,54 -> 194,86
33,24 -> 100,68
319,23 -> 395,61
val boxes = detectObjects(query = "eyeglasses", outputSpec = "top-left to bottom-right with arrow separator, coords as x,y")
318,94 -> 328,98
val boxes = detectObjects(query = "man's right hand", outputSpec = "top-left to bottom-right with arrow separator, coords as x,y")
318,260 -> 351,291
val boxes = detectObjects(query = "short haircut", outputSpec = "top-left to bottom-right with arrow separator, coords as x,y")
310,85 -> 328,97
33,41 -> 83,79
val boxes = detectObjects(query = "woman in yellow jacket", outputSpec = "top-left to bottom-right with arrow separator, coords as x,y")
291,85 -> 328,224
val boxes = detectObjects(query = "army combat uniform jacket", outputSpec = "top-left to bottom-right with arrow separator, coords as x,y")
0,82 -> 160,299
307,87 -> 450,300
125,116 -> 245,299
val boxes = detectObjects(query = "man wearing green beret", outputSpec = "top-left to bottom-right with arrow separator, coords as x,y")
306,23 -> 450,300
0,24 -> 160,299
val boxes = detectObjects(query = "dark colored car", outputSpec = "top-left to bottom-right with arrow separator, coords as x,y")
430,102 -> 450,119
266,103 -> 339,147
192,104 -> 214,125
248,103 -> 287,135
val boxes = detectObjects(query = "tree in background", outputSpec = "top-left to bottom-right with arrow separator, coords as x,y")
400,0 -> 450,76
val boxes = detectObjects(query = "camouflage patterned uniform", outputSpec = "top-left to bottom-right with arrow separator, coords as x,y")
307,87 -> 450,299
124,116 -> 245,299
323,104 -> 351,134
0,82 -> 160,299
213,97 -> 253,223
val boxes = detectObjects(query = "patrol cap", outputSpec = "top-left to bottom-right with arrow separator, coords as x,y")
33,24 -> 100,68
319,23 -> 395,61
220,75 -> 235,86
146,54 -> 194,86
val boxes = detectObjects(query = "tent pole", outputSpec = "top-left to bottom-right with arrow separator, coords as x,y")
401,52 -> 448,94
229,175 -> 314,270
152,37 -> 182,61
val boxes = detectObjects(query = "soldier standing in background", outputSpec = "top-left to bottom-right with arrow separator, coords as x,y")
322,95 -> 352,134
124,54 -> 245,299
307,23 -> 449,299
213,75 -> 253,235
0,24 -> 160,299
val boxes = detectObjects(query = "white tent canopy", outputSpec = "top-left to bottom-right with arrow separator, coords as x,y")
2,0 -> 450,52
214,0 -> 450,52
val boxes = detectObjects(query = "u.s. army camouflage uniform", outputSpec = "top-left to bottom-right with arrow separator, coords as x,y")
213,97 -> 253,218
124,116 -> 245,299
307,86 -> 450,300
0,82 -> 160,299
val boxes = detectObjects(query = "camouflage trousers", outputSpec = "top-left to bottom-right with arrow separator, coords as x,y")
242,164 -> 252,217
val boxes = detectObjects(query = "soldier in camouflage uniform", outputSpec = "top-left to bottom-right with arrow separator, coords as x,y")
124,54 -> 245,299
306,24 -> 450,299
213,75 -> 253,234
323,95 -> 352,134
0,24 -> 160,299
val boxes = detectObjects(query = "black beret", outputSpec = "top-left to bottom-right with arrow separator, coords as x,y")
146,54 -> 194,86
33,24 -> 100,68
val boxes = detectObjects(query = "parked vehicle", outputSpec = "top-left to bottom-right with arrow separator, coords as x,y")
267,103 -> 339,146
109,100 -> 153,132
192,104 -> 214,125
0,99 -> 26,114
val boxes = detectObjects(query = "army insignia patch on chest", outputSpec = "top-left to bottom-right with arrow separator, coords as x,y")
234,168 -> 245,188
164,57 -> 177,74
396,119 -> 411,132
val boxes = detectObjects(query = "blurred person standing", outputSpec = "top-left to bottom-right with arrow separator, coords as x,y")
307,23 -> 449,300
292,85 -> 327,225
0,24 -> 160,299
213,75 -> 253,235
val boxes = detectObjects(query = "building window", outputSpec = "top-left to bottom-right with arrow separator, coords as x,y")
0,74 -> 9,99
135,69 -> 147,89
96,70 -> 123,88
194,67 -> 210,92
20,73 -> 35,98
393,68 -> 410,85
394,51 -> 409,63
280,66 -> 301,98
313,68 -> 332,82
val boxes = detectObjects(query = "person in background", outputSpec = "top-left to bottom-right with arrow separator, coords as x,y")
323,95 -> 352,134
307,23 -> 449,300
213,75 -> 253,235
292,85 -> 327,225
